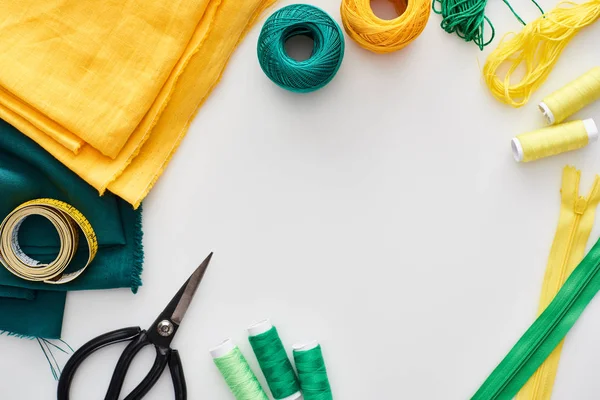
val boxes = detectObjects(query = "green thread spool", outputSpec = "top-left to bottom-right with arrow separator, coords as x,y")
293,341 -> 333,400
248,320 -> 301,400
257,4 -> 345,93
211,339 -> 268,400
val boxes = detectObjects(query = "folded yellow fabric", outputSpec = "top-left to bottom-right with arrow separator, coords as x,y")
0,0 -> 275,208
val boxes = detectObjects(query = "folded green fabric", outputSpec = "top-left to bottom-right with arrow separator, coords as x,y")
0,119 -> 143,338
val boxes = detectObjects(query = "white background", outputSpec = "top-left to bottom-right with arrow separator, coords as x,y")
3,0 -> 600,398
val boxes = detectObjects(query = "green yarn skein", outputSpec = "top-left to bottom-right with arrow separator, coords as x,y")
432,0 -> 495,50
249,326 -> 300,399
257,4 -> 344,93
432,0 -> 544,50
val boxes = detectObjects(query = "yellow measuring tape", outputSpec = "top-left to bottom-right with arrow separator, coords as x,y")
0,198 -> 97,284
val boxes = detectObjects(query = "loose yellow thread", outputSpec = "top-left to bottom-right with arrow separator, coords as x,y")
484,0 -> 600,107
511,119 -> 597,162
516,166 -> 600,400
540,67 -> 600,125
340,0 -> 431,53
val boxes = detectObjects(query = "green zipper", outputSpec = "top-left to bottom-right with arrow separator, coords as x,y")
472,235 -> 600,400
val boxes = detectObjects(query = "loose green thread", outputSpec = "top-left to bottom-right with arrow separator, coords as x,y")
432,0 -> 545,50
530,0 -> 545,16
257,4 -> 345,93
37,338 -> 73,380
501,0 -> 526,25
249,326 -> 300,399
293,344 -> 332,400
213,346 -> 268,400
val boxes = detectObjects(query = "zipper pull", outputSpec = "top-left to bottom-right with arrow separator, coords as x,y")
575,196 -> 587,214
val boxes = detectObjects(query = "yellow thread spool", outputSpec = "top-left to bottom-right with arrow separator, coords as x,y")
540,67 -> 600,124
511,119 -> 598,162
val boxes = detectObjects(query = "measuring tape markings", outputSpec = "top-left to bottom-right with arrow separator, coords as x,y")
0,198 -> 98,284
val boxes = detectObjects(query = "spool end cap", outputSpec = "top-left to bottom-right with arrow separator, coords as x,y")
279,392 -> 302,400
511,138 -> 524,162
210,338 -> 236,359
247,319 -> 273,336
539,102 -> 555,125
292,340 -> 319,352
584,119 -> 599,142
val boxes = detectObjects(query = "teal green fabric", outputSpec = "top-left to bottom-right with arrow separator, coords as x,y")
0,119 -> 143,338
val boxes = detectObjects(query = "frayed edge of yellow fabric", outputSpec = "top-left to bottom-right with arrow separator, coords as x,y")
93,0 -> 225,201
125,0 -> 279,209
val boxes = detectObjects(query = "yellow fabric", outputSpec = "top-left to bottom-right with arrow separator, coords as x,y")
517,166 -> 600,400
0,0 -> 275,208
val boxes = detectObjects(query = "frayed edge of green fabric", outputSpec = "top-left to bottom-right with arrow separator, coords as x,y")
0,330 -> 36,339
130,203 -> 144,294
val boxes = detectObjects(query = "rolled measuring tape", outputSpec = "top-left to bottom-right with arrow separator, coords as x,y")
0,198 -> 97,284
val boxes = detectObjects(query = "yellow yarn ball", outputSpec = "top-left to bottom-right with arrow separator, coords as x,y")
340,0 -> 431,54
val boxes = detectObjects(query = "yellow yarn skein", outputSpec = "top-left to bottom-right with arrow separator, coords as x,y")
484,0 -> 600,107
340,0 -> 431,53
540,67 -> 600,124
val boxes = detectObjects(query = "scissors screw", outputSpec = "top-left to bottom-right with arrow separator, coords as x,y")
157,320 -> 174,337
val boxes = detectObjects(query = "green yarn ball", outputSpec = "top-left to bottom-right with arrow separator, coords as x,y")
257,4 -> 345,93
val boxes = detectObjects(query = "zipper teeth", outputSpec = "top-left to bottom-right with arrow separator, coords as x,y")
526,177 -> 600,399
557,216 -> 581,287
530,212 -> 581,399
481,172 -> 600,400
491,257 -> 600,399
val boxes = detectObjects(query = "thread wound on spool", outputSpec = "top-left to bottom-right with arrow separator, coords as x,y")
484,1 -> 600,107
257,4 -> 344,93
293,342 -> 333,400
212,341 -> 269,400
248,324 -> 300,400
512,119 -> 595,163
340,0 -> 430,53
540,67 -> 600,125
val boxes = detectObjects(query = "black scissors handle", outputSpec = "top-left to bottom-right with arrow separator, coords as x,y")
57,327 -> 187,400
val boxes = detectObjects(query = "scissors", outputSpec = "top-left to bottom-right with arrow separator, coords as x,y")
57,252 -> 213,400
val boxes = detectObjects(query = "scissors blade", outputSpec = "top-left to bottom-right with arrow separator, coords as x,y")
147,252 -> 212,347
171,252 -> 212,324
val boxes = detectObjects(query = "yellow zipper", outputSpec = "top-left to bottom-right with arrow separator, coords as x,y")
529,200 -> 581,399
517,166 -> 600,400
